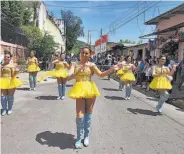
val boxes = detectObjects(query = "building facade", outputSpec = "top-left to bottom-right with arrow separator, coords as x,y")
140,3 -> 184,61
37,2 -> 65,53
122,43 -> 148,60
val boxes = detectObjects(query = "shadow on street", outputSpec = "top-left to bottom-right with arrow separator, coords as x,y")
100,78 -> 109,80
104,96 -> 125,100
127,108 -> 158,116
103,88 -> 119,91
16,87 -> 30,91
66,84 -> 73,87
176,108 -> 184,112
35,131 -> 75,150
35,96 -> 58,100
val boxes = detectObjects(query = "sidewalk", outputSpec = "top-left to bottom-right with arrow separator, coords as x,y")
112,76 -> 184,109
108,78 -> 184,126
133,85 -> 184,109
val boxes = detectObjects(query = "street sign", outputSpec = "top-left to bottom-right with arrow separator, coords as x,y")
95,34 -> 108,54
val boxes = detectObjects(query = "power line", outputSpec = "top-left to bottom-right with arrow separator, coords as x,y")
102,2 -> 138,32
104,2 -> 144,35
106,1 -> 161,35
46,2 -> 123,9
45,3 -> 181,9
109,1 -> 149,33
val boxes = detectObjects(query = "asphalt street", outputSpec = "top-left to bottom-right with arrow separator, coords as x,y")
1,76 -> 184,154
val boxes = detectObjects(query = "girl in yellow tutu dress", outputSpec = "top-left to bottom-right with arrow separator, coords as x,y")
116,56 -> 126,91
27,51 -> 40,91
38,53 -> 70,100
149,55 -> 177,114
120,56 -> 136,100
1,51 -> 22,116
67,47 -> 120,149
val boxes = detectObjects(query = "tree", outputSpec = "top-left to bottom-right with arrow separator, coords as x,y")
23,8 -> 32,25
22,25 -> 43,50
137,40 -> 143,44
37,32 -> 58,58
120,39 -> 136,44
70,40 -> 88,54
61,10 -> 84,53
1,1 -> 11,20
22,26 -> 58,59
1,1 -> 24,26
32,1 -> 40,26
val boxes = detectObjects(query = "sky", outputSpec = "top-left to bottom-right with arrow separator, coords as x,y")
43,1 -> 183,45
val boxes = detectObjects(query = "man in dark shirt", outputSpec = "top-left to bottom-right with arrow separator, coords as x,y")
178,56 -> 184,90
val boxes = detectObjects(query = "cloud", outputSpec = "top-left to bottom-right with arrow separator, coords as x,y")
81,8 -> 91,13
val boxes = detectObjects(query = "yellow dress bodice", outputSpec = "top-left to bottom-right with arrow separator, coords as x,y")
154,66 -> 168,76
123,64 -> 131,71
150,65 -> 172,90
1,67 -> 12,77
29,57 -> 36,65
74,65 -> 92,82
55,62 -> 65,70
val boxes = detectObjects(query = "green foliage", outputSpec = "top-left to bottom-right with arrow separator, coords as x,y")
137,40 -> 143,44
36,32 -> 58,58
61,10 -> 84,53
120,39 -> 136,44
22,26 -> 58,58
1,1 -> 34,27
1,1 -> 11,20
1,1 -> 24,26
23,8 -> 33,25
32,1 -> 40,26
70,40 -> 88,54
22,25 -> 43,49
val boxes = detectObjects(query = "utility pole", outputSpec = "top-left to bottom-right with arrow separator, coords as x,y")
89,32 -> 92,46
87,30 -> 90,45
64,16 -> 67,55
100,28 -> 102,53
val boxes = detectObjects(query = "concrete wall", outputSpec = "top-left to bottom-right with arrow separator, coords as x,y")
44,18 -> 65,52
0,41 -> 28,62
154,14 -> 184,61
156,14 -> 184,31
38,3 -> 47,32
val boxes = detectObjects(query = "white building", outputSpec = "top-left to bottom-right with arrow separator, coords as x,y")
37,2 -> 65,53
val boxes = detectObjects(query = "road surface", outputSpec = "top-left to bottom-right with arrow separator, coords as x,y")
2,76 -> 184,154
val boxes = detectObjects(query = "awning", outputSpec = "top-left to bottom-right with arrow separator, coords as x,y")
140,22 -> 184,38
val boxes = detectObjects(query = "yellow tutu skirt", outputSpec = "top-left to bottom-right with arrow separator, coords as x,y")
46,69 -> 68,78
149,76 -> 172,90
120,71 -> 135,82
68,81 -> 100,99
27,64 -> 40,72
37,69 -> 68,82
0,77 -> 22,89
116,69 -> 124,76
